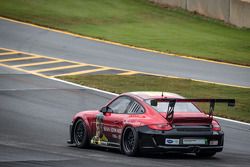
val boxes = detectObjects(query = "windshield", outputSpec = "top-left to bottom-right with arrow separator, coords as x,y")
146,100 -> 200,113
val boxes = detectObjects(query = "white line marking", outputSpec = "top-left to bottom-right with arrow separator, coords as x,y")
51,78 -> 118,96
51,78 -> 250,126
214,116 -> 250,126
0,88 -> 78,91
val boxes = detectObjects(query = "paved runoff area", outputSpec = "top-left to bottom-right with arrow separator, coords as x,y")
0,47 -> 143,78
0,18 -> 250,88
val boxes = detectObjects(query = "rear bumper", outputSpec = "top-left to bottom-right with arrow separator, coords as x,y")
137,126 -> 224,153
141,145 -> 223,153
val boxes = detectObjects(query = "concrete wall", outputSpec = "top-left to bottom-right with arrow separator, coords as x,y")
230,0 -> 250,27
149,0 -> 250,28
186,0 -> 230,22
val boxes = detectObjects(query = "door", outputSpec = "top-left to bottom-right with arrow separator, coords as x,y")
103,96 -> 132,145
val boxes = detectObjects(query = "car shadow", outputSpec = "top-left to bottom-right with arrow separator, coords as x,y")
68,145 -> 219,160
140,152 -> 218,160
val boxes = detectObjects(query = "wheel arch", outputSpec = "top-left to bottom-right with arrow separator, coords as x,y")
120,125 -> 140,156
72,115 -> 91,140
120,125 -> 140,151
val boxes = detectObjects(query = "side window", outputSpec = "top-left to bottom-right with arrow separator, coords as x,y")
108,96 -> 131,114
127,101 -> 144,114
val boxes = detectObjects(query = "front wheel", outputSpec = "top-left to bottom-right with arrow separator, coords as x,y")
73,119 -> 89,148
122,127 -> 139,156
196,151 -> 216,158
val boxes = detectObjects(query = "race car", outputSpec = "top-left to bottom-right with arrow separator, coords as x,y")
67,91 -> 235,157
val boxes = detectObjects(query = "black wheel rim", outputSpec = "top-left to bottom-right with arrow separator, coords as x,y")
74,121 -> 85,145
124,130 -> 135,152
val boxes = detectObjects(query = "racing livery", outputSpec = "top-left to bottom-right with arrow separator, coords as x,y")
68,91 -> 235,157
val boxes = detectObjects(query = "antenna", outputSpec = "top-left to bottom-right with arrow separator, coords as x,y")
161,91 -> 164,97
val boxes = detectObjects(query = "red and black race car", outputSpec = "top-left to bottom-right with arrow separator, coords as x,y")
67,91 -> 235,157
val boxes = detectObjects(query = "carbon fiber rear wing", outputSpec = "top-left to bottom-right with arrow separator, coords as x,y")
150,98 -> 235,122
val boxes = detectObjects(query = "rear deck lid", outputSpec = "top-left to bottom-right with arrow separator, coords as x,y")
159,112 -> 212,125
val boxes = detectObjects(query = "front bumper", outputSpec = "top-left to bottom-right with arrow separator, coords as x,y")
67,123 -> 73,144
137,126 -> 224,153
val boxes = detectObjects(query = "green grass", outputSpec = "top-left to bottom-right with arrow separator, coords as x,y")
0,0 -> 250,65
58,75 -> 250,123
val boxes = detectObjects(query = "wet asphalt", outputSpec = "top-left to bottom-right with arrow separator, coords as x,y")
0,67 -> 249,167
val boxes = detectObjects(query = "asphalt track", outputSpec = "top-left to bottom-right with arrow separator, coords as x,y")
0,67 -> 250,167
0,17 -> 250,167
0,18 -> 250,87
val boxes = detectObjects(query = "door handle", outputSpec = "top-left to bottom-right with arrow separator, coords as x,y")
113,121 -> 120,124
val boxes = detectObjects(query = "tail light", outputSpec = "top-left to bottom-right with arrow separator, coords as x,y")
148,124 -> 172,131
212,120 -> 221,131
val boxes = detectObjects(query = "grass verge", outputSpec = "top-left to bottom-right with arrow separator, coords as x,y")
58,75 -> 250,123
0,0 -> 250,65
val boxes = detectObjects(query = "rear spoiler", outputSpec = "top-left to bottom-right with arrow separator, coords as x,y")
150,98 -> 235,122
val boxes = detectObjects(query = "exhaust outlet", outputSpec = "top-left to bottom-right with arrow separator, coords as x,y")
191,147 -> 200,153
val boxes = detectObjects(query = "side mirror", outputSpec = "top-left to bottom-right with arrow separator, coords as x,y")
100,106 -> 113,113
100,106 -> 107,113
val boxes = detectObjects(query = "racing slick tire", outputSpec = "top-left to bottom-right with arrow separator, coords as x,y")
122,127 -> 139,156
196,151 -> 216,158
73,119 -> 89,148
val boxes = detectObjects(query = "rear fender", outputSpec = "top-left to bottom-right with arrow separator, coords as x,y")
120,123 -> 142,143
119,124 -> 140,152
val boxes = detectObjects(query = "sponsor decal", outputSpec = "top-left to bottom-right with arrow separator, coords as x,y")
167,139 -> 174,144
182,138 -> 207,145
165,138 -> 180,145
112,134 -> 118,139
91,113 -> 108,144
103,126 -> 122,134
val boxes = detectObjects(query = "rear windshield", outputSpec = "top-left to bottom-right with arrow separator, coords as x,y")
146,100 -> 200,113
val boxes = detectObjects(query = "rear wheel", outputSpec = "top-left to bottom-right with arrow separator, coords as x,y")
196,151 -> 216,158
122,127 -> 139,156
73,119 -> 89,148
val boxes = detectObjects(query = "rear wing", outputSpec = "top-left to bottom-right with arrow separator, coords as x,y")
150,98 -> 235,122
